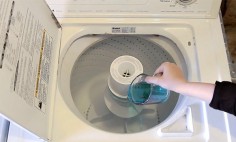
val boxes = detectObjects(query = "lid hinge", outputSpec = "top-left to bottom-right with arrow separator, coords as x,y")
51,13 -> 61,28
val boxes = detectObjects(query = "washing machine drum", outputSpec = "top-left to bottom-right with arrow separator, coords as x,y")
65,35 -> 185,133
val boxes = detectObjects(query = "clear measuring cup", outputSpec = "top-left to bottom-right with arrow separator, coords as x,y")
128,73 -> 170,105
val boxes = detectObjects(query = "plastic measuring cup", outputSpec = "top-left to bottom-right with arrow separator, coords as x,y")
128,74 -> 170,105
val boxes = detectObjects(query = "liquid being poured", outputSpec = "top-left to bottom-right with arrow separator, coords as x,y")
128,82 -> 169,105
128,82 -> 151,104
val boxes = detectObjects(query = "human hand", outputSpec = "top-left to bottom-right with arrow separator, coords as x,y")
145,62 -> 187,92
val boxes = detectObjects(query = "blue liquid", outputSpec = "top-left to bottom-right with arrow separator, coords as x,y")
128,82 -> 169,105
150,85 -> 169,103
128,82 -> 151,104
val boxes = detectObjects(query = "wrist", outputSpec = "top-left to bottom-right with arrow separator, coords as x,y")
172,81 -> 188,94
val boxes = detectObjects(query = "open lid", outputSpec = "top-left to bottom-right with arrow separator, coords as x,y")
0,0 -> 60,140
46,0 -> 222,18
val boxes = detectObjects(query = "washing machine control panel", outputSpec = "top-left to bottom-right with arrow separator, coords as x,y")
46,0 -> 221,18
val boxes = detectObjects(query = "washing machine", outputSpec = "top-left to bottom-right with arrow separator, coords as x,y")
0,0 -> 236,141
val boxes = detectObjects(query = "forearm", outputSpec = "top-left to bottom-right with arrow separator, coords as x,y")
174,82 -> 215,102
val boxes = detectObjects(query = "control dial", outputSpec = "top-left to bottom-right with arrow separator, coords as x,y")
177,0 -> 197,5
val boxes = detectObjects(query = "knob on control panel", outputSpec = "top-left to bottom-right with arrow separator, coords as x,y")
177,0 -> 197,5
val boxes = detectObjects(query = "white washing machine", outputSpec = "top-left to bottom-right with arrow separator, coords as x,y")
0,0 -> 236,142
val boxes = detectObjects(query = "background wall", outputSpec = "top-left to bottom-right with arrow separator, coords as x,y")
222,0 -> 236,62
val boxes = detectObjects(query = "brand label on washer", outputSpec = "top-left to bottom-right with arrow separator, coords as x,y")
112,27 -> 136,33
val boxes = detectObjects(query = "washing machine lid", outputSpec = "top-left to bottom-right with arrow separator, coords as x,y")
46,0 -> 222,18
0,0 -> 60,140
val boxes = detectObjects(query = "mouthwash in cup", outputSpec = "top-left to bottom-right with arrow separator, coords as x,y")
128,74 -> 169,105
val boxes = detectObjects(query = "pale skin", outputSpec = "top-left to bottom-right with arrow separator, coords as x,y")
145,62 -> 215,102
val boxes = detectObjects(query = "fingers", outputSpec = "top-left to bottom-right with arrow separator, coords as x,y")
145,76 -> 159,84
146,62 -> 170,84
146,62 -> 179,86
154,62 -> 174,74
154,62 -> 166,75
